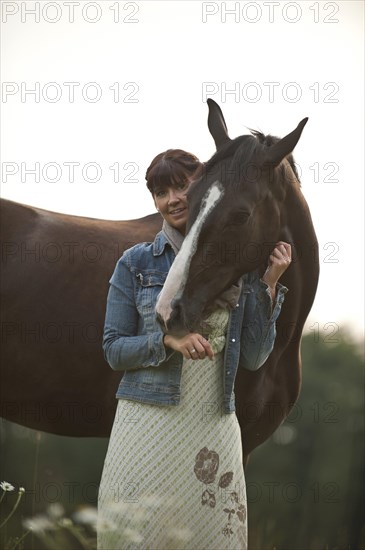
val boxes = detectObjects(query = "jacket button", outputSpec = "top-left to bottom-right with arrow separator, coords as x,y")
236,303 -> 239,307
231,338 -> 236,343
226,370 -> 230,375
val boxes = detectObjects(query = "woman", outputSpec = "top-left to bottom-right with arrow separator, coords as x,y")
97,149 -> 291,550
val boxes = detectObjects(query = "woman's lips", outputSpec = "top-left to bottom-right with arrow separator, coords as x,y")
169,207 -> 186,216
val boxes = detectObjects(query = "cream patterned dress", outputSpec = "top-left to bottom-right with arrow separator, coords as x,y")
97,309 -> 247,550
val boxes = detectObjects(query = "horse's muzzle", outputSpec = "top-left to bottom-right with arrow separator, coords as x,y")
156,298 -> 196,336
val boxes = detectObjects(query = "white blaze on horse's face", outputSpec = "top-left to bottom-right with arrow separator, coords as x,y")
156,180 -> 224,329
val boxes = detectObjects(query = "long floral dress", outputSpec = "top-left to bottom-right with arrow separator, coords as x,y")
97,309 -> 247,550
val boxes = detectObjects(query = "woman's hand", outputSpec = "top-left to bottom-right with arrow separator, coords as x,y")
261,241 -> 292,303
163,333 -> 214,361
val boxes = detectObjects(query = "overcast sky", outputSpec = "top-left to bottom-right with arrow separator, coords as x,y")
1,1 -> 364,341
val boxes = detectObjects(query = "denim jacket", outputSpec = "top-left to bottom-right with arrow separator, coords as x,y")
103,231 -> 288,414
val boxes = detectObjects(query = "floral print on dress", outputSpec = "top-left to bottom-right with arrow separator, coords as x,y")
194,447 -> 219,484
194,447 -> 246,540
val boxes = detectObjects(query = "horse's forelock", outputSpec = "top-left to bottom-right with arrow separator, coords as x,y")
203,135 -> 264,190
204,135 -> 256,172
201,130 -> 301,196
250,130 -> 301,185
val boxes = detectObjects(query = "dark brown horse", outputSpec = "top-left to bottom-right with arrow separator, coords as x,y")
0,100 -> 318,460
0,199 -> 162,436
157,99 -> 319,455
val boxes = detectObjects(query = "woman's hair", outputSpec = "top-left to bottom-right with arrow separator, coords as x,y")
145,149 -> 203,195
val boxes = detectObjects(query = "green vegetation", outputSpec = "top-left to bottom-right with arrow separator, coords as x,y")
247,330 -> 364,549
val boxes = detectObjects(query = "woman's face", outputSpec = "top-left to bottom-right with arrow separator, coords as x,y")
153,180 -> 191,234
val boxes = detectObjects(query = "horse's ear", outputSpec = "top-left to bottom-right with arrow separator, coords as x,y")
207,98 -> 231,150
264,118 -> 308,167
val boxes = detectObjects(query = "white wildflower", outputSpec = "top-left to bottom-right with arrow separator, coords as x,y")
105,494 -> 159,524
0,481 -> 15,492
47,502 -> 65,520
96,514 -> 117,533
140,493 -> 164,508
72,506 -> 98,528
123,527 -> 143,544
167,526 -> 192,542
22,514 -> 55,533
59,518 -> 73,527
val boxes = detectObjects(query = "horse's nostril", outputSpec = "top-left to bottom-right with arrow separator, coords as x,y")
160,300 -> 183,334
170,299 -> 183,322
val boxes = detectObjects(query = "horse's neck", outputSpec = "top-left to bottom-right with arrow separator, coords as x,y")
279,185 -> 319,316
280,186 -> 317,254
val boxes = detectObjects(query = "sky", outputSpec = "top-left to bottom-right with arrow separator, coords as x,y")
1,0 -> 364,341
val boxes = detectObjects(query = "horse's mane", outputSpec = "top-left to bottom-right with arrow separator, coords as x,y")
203,130 -> 301,187
204,134 -> 257,174
250,129 -> 301,184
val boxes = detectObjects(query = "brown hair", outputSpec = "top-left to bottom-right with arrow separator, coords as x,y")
145,149 -> 203,195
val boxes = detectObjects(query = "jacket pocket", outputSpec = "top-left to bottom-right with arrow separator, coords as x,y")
135,270 -> 167,287
134,269 -> 167,332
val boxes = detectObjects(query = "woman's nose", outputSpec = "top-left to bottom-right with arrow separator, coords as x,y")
168,190 -> 180,204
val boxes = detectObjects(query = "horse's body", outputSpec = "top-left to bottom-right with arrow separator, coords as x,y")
0,199 -> 162,436
1,101 -> 318,459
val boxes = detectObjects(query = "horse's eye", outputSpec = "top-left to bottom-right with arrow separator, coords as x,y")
228,211 -> 250,225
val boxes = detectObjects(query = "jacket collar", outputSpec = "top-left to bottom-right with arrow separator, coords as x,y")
152,230 -> 174,256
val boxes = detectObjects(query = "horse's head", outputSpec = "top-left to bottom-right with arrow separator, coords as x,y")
156,99 -> 308,334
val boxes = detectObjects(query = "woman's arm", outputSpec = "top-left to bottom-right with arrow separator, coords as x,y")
103,259 -> 173,371
239,242 -> 291,371
261,241 -> 292,306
